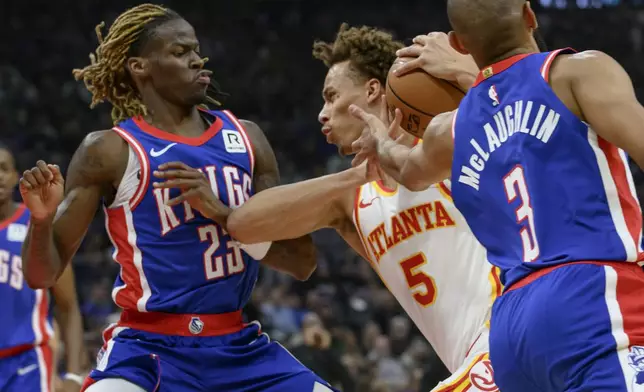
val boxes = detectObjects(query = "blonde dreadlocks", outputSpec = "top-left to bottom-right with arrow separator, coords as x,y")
73,4 -> 226,124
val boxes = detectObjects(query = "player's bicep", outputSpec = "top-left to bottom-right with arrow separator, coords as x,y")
571,51 -> 644,169
53,131 -> 125,262
240,120 -> 280,192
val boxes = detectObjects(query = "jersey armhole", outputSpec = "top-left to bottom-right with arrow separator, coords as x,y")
540,48 -> 576,83
219,110 -> 256,176
110,127 -> 150,210
450,109 -> 459,142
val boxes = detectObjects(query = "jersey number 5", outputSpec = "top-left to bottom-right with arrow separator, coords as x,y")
399,252 -> 437,307
503,166 -> 540,262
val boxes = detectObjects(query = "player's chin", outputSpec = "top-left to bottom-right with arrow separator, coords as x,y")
185,90 -> 208,107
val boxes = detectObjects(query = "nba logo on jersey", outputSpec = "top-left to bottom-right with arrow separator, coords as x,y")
189,317 -> 204,335
6,223 -> 27,242
488,85 -> 500,107
628,346 -> 644,386
222,129 -> 247,153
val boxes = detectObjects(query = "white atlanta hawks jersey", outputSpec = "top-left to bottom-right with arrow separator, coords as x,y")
353,180 -> 501,372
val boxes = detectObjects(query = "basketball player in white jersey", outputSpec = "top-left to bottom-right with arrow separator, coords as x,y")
226,24 -> 500,391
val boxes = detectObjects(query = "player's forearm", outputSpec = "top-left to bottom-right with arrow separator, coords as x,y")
377,139 -> 435,191
263,236 -> 317,281
56,305 -> 87,374
22,218 -> 64,288
227,167 -> 366,244
376,138 -> 417,185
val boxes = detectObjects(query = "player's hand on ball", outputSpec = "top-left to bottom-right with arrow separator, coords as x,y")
19,161 -> 64,221
153,162 -> 228,224
394,32 -> 478,89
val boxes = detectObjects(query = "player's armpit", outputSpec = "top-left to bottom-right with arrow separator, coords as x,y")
565,51 -> 644,169
398,111 -> 453,191
22,130 -> 127,288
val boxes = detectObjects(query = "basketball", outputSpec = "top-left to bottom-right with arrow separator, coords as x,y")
386,57 -> 466,138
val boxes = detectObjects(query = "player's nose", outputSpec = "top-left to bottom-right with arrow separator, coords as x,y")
318,108 -> 329,125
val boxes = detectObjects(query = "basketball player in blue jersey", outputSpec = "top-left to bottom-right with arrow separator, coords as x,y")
350,0 -> 644,390
0,143 -> 87,392
17,4 -> 335,392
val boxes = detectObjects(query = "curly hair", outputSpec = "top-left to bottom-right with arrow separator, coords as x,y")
73,4 -> 226,124
312,23 -> 404,85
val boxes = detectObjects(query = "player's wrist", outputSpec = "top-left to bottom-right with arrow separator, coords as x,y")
63,372 -> 84,385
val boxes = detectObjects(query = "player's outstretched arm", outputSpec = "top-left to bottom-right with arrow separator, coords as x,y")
227,165 -> 371,242
52,264 -> 88,388
350,106 -> 453,191
21,131 -> 127,288
233,120 -> 373,280
559,51 -> 644,169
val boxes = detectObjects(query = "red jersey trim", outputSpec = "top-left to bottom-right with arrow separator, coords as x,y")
540,48 -> 577,82
472,53 -> 536,88
132,109 -> 223,146
0,204 -> 27,230
220,110 -> 256,176
112,127 -> 150,210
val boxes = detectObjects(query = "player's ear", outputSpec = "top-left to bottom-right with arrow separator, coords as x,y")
126,57 -> 150,79
524,2 -> 538,31
448,31 -> 469,55
366,78 -> 383,104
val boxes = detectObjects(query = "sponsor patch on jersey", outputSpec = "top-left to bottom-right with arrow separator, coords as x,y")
222,129 -> 247,153
7,223 -> 27,242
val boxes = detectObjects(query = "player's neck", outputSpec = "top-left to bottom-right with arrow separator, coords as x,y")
142,97 -> 206,137
476,43 -> 539,69
381,173 -> 398,190
0,201 -> 17,223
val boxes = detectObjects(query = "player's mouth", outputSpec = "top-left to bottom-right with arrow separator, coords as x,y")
195,70 -> 212,85
321,127 -> 332,141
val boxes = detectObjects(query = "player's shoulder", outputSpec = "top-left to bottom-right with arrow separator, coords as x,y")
67,129 -> 129,185
552,50 -> 616,79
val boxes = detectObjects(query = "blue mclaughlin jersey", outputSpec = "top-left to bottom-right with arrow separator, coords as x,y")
451,49 -> 644,288
0,204 -> 53,350
108,109 -> 259,314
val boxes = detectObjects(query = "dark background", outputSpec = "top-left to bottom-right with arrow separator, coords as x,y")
2,1 -> 643,391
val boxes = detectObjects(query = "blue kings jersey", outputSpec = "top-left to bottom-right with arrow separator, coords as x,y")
108,109 -> 259,314
0,204 -> 53,350
451,49 -> 644,288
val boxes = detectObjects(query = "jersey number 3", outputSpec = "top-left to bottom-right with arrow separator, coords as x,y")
503,166 -> 540,262
400,252 -> 437,307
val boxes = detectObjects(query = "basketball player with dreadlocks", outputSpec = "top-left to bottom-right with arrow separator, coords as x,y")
18,4 -> 337,392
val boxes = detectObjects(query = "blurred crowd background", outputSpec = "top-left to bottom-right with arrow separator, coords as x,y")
3,1 -> 644,391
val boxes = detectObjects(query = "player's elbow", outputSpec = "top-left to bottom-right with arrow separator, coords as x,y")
24,269 -> 57,290
227,210 -> 260,244
291,247 -> 317,281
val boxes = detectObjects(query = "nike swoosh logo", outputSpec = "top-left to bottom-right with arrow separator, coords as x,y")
359,197 -> 380,209
17,364 -> 38,376
150,143 -> 178,157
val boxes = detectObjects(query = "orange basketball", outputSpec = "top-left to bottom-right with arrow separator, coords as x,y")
386,57 -> 466,138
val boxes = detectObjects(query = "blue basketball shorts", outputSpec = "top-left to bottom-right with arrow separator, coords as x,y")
490,261 -> 644,391
0,344 -> 54,391
82,314 -> 337,392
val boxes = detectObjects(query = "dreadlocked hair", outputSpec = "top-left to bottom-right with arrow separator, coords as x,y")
312,23 -> 403,85
73,4 -> 229,124
73,4 -> 175,124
